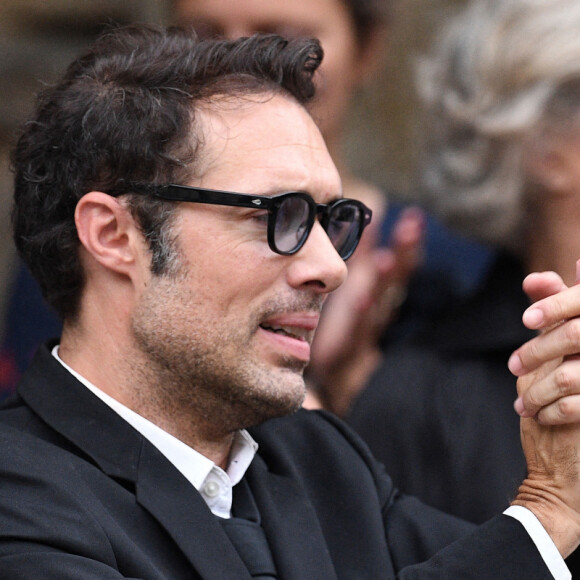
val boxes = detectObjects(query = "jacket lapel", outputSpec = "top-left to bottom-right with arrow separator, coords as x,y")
19,344 -> 341,579
135,441 -> 252,580
18,344 -> 251,580
246,454 -> 338,580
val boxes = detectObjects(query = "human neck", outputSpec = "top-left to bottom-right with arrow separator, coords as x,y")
59,321 -> 236,470
524,193 -> 580,286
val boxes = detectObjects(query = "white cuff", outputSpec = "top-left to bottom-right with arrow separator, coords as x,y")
504,505 -> 571,580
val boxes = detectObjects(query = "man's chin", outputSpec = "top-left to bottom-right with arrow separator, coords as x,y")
272,353 -> 309,374
247,371 -> 305,424
237,395 -> 304,430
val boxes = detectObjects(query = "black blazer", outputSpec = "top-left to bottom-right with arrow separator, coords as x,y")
0,343 -> 553,579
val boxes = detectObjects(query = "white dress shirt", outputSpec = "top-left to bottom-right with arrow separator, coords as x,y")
52,346 -> 257,519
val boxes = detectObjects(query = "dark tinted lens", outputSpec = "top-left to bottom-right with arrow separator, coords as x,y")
274,195 -> 312,253
327,202 -> 361,259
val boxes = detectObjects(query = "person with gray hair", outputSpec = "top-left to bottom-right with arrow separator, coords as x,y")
418,0 -> 580,276
348,4 -> 580,572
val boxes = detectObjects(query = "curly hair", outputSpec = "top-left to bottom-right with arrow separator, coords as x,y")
12,25 -> 323,321
416,0 -> 580,251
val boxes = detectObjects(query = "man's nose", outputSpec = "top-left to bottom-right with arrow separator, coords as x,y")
285,221 -> 348,294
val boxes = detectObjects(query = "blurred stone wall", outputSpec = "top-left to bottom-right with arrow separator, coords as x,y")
347,0 -> 467,196
0,0 -> 465,329
0,0 -> 169,320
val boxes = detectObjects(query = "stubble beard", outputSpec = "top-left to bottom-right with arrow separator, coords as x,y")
129,272 -> 307,437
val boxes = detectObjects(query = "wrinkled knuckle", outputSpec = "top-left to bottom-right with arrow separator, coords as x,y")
549,299 -> 567,323
521,339 -> 541,367
555,397 -> 575,422
536,400 -> 570,426
564,319 -> 580,348
553,367 -> 577,398
524,389 -> 542,411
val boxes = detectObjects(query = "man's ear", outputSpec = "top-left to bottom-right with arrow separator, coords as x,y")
74,191 -> 141,276
525,140 -> 577,196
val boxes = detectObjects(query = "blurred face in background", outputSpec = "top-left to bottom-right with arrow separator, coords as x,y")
173,0 -> 382,146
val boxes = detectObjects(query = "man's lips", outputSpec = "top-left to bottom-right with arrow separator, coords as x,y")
258,312 -> 320,344
257,312 -> 320,363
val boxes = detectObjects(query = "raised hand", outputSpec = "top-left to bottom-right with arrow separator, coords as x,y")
509,269 -> 580,557
510,271 -> 580,423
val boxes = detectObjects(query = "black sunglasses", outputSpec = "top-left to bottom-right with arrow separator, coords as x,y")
123,184 -> 372,261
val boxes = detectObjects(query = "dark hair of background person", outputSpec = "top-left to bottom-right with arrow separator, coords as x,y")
172,0 -> 392,46
330,0 -> 392,44
11,26 -> 322,322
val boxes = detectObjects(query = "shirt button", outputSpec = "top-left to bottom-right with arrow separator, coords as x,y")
203,481 -> 220,498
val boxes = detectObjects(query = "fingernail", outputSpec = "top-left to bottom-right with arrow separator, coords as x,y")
513,397 -> 534,418
523,307 -> 544,328
513,397 -> 525,416
508,353 -> 523,375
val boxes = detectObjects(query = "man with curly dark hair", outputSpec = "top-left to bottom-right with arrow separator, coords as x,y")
1,24 -> 579,579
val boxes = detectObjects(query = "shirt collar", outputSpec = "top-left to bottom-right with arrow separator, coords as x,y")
51,345 -> 258,516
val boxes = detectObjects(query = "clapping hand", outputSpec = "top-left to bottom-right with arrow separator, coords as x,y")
509,269 -> 580,557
